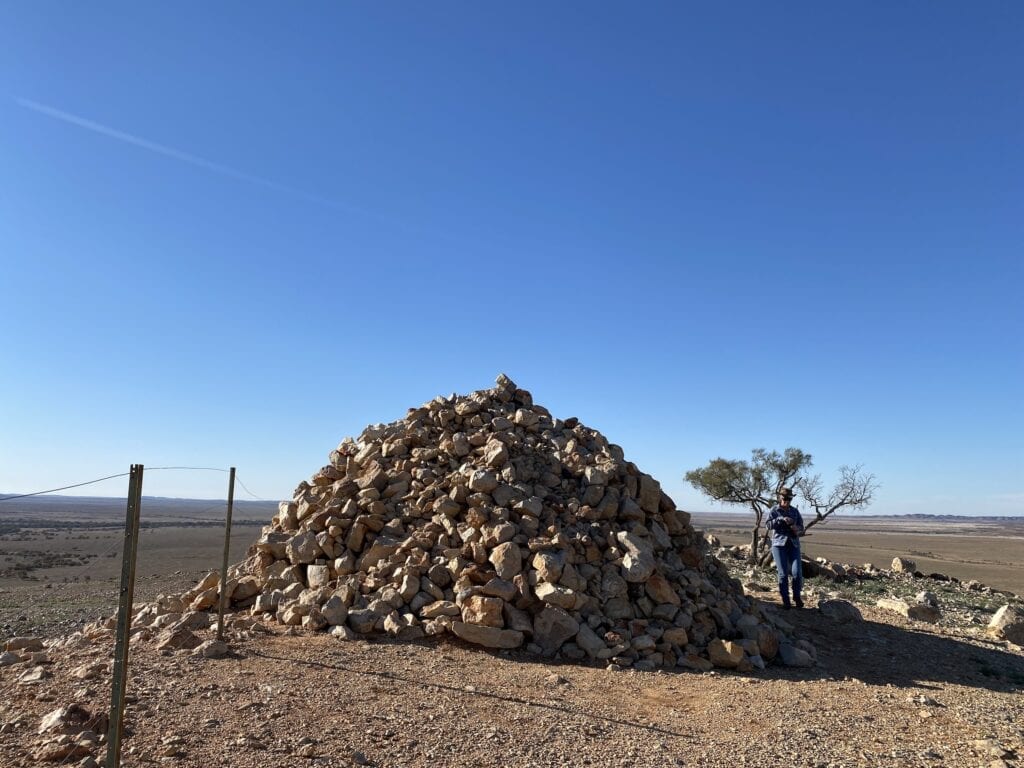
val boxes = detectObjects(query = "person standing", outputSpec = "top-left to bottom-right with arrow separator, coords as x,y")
765,487 -> 805,608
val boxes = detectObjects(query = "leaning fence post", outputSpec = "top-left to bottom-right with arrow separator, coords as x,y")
105,463 -> 143,768
216,467 -> 236,641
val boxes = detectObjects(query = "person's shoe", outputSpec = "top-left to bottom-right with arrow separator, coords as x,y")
794,598 -> 804,609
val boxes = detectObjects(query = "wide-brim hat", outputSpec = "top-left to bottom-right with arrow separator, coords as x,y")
778,487 -> 795,499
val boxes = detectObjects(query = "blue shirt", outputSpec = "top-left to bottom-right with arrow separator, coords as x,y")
765,505 -> 805,547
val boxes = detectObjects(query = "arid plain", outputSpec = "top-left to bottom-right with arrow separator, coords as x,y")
693,512 -> 1024,596
1,497 -> 1021,636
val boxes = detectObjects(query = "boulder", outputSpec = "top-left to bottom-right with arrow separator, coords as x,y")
877,597 -> 941,623
616,531 -> 656,583
909,604 -> 942,623
286,532 -> 322,564
489,542 -> 522,580
533,606 -> 580,655
38,704 -> 106,736
461,596 -> 504,628
662,627 -> 689,647
891,557 -> 917,573
192,639 -> 229,658
818,600 -> 863,624
778,643 -> 814,667
154,627 -> 202,651
987,605 -> 1024,645
451,622 -> 524,649
4,637 -> 43,652
707,639 -> 744,669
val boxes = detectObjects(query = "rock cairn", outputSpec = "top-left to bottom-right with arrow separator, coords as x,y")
213,375 -> 778,670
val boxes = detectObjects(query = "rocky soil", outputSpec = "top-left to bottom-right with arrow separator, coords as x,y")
0,590 -> 1022,768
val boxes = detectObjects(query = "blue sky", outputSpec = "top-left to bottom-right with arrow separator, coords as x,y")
1,4 -> 1021,515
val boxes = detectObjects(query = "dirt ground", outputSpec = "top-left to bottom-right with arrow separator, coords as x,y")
2,502 -> 1023,767
1,596 -> 1022,768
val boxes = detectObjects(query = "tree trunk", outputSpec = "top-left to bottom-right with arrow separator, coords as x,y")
749,527 -> 760,563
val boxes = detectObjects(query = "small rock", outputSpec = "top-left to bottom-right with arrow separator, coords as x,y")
4,636 -> 43,652
891,556 -> 917,573
778,643 -> 814,668
972,739 -> 1014,759
192,639 -> 229,658
18,665 -> 50,685
817,599 -> 862,624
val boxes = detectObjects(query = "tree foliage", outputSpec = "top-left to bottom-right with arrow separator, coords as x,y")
685,448 -> 876,561
797,464 -> 879,532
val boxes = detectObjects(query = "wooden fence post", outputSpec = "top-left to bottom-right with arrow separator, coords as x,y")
105,463 -> 143,768
216,467 -> 236,641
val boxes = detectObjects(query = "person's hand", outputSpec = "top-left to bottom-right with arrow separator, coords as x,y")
782,517 -> 793,525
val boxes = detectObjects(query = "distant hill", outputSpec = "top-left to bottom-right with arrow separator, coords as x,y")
689,510 -> 1023,522
0,494 -> 279,522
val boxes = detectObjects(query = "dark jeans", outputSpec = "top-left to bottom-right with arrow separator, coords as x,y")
771,540 -> 802,605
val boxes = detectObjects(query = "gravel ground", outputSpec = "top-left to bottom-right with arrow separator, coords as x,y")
2,596 -> 1022,768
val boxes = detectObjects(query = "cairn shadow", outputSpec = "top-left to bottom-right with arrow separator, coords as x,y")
248,646 -> 687,738
755,601 -> 1024,693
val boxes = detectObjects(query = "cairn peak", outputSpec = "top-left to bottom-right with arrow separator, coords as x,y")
226,376 -> 776,670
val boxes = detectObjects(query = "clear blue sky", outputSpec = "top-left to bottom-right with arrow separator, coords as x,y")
1,4 -> 1021,515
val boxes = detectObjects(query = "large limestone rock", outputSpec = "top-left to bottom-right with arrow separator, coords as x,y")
175,374 -> 778,670
778,643 -> 814,667
707,639 -> 745,669
533,606 -> 580,655
987,605 -> 1024,645
891,557 -> 917,573
818,599 -> 863,624
876,597 -> 941,623
451,622 -> 524,649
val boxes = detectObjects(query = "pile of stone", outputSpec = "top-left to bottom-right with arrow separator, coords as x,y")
164,375 -> 785,671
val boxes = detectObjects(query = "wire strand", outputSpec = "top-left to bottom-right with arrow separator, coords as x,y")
0,472 -> 132,502
0,466 -> 276,506
146,466 -> 230,473
233,473 -> 268,501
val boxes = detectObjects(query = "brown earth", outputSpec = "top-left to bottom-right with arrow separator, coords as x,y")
2,503 -> 1023,767
1,596 -> 1022,768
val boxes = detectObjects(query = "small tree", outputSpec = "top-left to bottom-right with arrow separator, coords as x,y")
685,448 -> 812,562
797,464 -> 878,533
686,448 -> 878,562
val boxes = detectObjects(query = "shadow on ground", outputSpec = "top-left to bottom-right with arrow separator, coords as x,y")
758,600 -> 1024,692
249,646 -> 688,737
249,601 -> 1024,701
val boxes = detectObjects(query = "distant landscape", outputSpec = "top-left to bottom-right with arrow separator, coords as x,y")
1,496 -> 1022,640
691,511 -> 1024,595
0,495 -> 278,637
